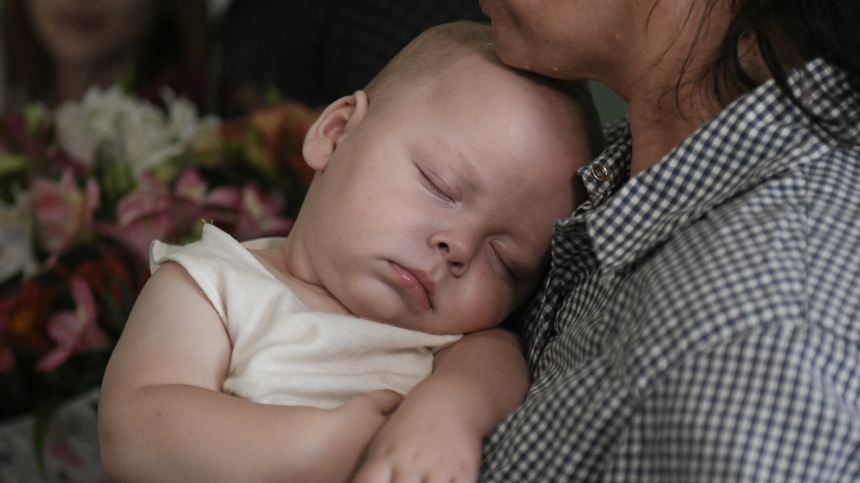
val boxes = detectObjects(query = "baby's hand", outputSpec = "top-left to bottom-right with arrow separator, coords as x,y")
351,402 -> 481,483
336,389 -> 404,424
352,329 -> 528,483
329,389 -> 405,453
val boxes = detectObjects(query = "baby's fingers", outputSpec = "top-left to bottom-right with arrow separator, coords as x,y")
322,390 -> 403,481
354,461 -> 476,483
352,461 -> 394,483
335,389 -> 404,444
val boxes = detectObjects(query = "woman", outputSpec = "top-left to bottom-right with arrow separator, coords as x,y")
1,0 -> 208,110
478,0 -> 860,481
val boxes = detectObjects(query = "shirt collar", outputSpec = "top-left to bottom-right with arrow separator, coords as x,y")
572,58 -> 858,273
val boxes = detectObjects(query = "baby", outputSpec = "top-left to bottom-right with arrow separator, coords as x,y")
98,21 -> 601,482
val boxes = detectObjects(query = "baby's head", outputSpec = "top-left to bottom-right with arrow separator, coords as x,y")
296,21 -> 602,334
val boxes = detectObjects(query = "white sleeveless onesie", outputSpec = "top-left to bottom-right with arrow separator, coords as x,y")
150,224 -> 461,409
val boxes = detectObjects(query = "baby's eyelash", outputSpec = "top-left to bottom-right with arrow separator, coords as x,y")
419,170 -> 454,202
490,244 -> 519,281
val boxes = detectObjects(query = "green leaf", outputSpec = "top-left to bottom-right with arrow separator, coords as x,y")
0,153 -> 29,177
24,103 -> 48,135
264,84 -> 285,106
150,153 -> 186,184
32,396 -> 60,476
102,162 -> 137,207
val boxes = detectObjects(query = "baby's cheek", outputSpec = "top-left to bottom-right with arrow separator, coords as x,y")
468,285 -> 517,332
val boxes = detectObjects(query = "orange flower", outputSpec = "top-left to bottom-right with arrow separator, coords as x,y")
3,279 -> 55,355
220,101 -> 321,185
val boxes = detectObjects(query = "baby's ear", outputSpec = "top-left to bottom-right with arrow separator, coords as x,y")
302,90 -> 369,171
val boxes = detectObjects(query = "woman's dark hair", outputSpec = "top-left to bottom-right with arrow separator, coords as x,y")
2,0 -> 209,104
707,0 -> 860,139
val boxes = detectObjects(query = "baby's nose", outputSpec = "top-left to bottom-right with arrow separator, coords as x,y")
437,239 -> 471,277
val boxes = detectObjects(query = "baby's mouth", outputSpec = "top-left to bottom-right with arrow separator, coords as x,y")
388,261 -> 434,311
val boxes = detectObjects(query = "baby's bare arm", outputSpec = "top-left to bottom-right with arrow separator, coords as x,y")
354,328 -> 530,483
98,262 -> 400,482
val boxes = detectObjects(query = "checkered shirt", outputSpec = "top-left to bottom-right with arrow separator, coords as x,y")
480,58 -> 860,482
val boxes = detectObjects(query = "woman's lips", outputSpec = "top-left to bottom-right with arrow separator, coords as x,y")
388,262 -> 434,311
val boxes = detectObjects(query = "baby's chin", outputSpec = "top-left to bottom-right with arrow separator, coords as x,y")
359,310 -> 448,335
344,296 -> 434,333
370,315 -> 432,334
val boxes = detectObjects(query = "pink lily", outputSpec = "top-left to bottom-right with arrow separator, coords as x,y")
200,184 -> 241,228
25,170 -> 99,262
96,174 -> 171,261
170,168 -> 208,230
235,184 -> 293,240
37,277 -> 110,372
200,183 -> 293,240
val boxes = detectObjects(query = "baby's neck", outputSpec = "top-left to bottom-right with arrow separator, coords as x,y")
248,244 -> 352,316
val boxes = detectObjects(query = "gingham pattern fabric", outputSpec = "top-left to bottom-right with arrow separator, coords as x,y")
480,58 -> 860,482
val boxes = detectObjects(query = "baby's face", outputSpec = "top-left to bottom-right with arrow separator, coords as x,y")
303,62 -> 588,334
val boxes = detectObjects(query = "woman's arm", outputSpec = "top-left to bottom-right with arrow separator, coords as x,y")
98,262 -> 401,482
353,327 -> 530,483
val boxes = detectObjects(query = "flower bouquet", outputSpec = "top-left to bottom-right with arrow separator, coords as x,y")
0,85 -> 319,426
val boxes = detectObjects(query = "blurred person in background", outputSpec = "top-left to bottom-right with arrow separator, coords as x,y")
1,0 -> 208,111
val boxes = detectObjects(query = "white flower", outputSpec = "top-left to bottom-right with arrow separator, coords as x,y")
166,92 -> 206,142
54,85 -> 221,180
0,201 -> 37,282
55,85 -> 125,167
117,97 -> 182,176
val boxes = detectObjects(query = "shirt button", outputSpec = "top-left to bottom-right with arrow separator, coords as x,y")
591,163 -> 610,181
